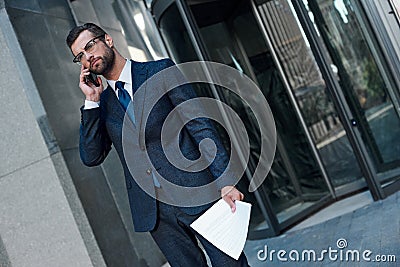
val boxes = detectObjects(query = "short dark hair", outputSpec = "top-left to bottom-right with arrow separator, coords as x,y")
66,23 -> 107,48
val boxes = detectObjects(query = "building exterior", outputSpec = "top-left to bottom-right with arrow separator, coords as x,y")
0,0 -> 399,266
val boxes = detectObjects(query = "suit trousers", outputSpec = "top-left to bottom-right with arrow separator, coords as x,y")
150,201 -> 250,267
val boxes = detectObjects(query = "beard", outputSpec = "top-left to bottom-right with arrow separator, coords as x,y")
89,45 -> 115,75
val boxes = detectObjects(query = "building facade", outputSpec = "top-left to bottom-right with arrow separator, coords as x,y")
0,0 -> 399,266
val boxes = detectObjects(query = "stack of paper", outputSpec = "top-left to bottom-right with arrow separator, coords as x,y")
190,199 -> 252,260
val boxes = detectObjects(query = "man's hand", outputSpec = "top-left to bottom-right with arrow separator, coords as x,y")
79,65 -> 103,102
221,186 -> 244,213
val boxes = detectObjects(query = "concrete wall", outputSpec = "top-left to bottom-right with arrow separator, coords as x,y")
0,4 -> 105,266
1,0 -> 165,266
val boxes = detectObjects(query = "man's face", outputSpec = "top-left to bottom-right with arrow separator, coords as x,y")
70,30 -> 115,75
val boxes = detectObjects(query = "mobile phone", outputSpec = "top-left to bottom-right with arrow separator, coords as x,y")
85,72 -> 100,87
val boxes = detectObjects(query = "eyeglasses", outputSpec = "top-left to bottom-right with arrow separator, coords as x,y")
72,35 -> 104,64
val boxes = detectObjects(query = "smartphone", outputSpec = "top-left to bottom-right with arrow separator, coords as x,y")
85,72 -> 100,87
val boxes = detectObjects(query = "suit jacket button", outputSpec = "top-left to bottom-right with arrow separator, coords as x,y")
146,169 -> 152,175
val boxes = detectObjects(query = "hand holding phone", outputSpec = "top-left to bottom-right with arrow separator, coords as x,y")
79,65 -> 103,102
85,72 -> 100,87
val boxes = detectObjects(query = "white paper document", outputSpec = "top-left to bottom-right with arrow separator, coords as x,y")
190,199 -> 252,260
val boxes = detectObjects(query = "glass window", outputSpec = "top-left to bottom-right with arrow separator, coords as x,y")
159,2 -> 277,235
190,0 -> 330,227
257,0 -> 364,188
159,4 -> 199,63
305,0 -> 400,180
112,0 -> 166,60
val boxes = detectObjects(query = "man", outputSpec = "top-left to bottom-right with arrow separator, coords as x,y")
66,23 -> 249,266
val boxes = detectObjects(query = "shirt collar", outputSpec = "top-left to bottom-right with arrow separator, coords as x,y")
107,59 -> 131,92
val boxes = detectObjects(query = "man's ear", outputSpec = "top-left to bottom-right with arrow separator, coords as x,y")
104,34 -> 113,48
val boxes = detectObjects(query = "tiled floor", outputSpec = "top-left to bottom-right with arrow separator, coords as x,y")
288,191 -> 373,232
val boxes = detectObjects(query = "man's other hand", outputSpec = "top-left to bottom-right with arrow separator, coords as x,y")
220,186 -> 244,213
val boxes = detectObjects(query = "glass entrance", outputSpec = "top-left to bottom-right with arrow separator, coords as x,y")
297,0 -> 400,193
184,0 -> 332,236
151,0 -> 400,237
254,0 -> 366,195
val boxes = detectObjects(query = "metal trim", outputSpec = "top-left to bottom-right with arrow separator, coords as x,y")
383,177 -> 400,196
151,0 -> 175,25
388,0 -> 400,26
279,194 -> 333,232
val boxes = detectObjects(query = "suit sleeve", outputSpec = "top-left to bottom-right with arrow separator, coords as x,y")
79,106 -> 112,166
162,59 -> 235,190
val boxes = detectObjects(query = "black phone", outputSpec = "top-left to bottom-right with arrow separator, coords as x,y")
85,72 -> 100,87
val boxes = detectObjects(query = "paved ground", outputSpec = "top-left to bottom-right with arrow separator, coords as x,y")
244,191 -> 400,266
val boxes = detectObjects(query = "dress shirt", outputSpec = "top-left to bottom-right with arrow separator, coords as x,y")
84,59 -> 132,109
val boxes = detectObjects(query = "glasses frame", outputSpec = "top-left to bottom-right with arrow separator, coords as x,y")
72,35 -> 105,64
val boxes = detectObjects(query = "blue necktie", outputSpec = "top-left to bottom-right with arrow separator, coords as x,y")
116,81 -> 135,124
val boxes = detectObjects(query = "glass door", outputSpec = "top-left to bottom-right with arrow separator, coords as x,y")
296,0 -> 400,196
152,0 -> 400,237
156,1 -> 279,237
185,0 -> 332,236
254,0 -> 367,196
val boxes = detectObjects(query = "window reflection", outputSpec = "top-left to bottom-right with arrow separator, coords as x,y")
309,0 -> 400,173
159,4 -> 198,63
191,0 -> 329,225
258,0 -> 363,187
112,0 -> 166,60
158,2 -> 276,234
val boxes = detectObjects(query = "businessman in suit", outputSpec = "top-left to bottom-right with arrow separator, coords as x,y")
66,23 -> 249,266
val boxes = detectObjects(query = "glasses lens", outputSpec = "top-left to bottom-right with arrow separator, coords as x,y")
73,53 -> 83,64
85,40 -> 96,52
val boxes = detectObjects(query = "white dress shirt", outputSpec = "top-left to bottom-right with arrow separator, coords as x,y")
84,59 -> 132,109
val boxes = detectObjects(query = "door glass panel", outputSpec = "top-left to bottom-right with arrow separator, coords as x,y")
256,0 -> 364,189
189,0 -> 330,225
305,0 -> 400,180
159,4 -> 198,63
112,0 -> 165,60
158,2 -> 274,234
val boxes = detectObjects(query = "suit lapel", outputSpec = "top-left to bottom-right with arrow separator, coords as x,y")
103,84 -> 138,142
104,61 -> 149,147
131,61 -> 148,150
